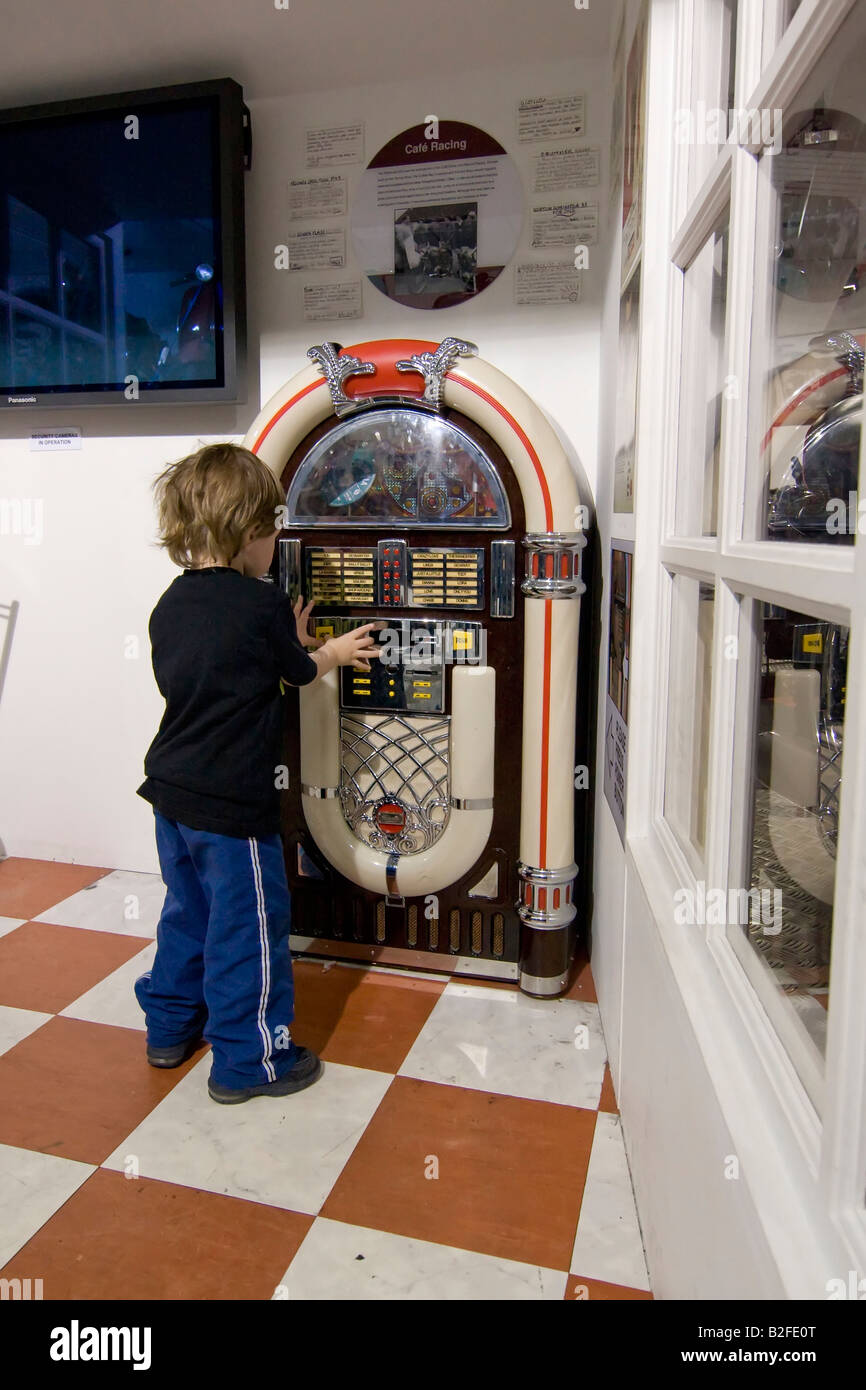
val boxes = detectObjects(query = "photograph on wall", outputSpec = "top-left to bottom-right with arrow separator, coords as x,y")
351,120 -> 523,310
621,5 -> 648,290
393,200 -> 477,297
613,263 -> 641,513
604,541 -> 633,847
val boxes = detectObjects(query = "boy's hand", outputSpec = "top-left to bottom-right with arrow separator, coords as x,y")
328,621 -> 384,672
293,594 -> 322,647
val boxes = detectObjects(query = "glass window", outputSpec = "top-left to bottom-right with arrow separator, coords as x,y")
748,3 -> 866,544
685,0 -> 739,200
731,600 -> 847,1105
675,217 -> 730,536
286,408 -> 511,528
664,577 -> 715,869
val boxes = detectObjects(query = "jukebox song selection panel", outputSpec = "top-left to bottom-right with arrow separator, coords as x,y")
304,543 -> 485,610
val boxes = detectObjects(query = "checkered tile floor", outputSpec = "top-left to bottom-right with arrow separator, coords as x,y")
0,857 -> 652,1300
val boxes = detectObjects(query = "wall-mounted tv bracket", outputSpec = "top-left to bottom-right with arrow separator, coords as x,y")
242,104 -> 252,170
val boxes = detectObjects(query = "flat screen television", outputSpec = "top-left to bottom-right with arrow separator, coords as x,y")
0,78 -> 249,409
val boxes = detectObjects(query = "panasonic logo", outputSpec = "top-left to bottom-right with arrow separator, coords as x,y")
8,396 -> 38,404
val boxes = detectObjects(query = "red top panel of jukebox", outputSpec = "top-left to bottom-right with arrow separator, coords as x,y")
338,340 -> 441,400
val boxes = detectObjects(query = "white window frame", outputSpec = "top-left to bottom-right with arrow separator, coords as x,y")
626,0 -> 866,1280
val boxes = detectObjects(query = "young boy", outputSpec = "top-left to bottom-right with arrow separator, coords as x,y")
134,442 -> 380,1104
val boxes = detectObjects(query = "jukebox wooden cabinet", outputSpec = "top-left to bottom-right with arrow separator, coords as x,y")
244,337 -> 593,996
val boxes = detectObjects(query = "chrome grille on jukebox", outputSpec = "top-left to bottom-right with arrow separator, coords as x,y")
339,712 -> 451,854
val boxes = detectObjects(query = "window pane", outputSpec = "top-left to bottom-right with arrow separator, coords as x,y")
684,1 -> 738,201
676,219 -> 729,536
664,577 -> 715,868
749,4 -> 866,544
732,601 -> 847,1103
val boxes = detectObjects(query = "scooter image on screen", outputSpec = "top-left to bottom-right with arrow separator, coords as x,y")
155,262 -> 221,381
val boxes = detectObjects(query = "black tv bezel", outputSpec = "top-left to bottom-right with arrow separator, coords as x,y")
0,77 -> 248,410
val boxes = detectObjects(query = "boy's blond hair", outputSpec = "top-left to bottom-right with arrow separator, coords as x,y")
152,443 -> 285,568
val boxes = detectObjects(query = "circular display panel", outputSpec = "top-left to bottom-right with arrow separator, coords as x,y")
351,121 -> 523,310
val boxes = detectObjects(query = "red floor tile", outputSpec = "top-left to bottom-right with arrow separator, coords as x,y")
0,1167 -> 313,1300
0,921 -> 151,1013
291,960 -> 446,1072
0,857 -> 111,920
0,1015 -> 207,1165
321,1076 -> 597,1270
599,1061 -> 618,1114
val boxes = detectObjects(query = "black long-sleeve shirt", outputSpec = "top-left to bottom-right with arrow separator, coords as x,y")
137,566 -> 317,838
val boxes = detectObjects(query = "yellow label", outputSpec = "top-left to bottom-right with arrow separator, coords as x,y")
452,632 -> 472,650
802,633 -> 823,654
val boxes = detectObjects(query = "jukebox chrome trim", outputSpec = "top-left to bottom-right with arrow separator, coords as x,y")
339,712 -> 451,855
490,539 -> 516,617
278,538 -> 302,602
521,532 -> 587,599
516,860 -> 578,929
519,969 -> 571,996
395,336 -> 478,411
306,342 -> 377,416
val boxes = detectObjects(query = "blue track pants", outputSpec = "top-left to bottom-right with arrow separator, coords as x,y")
134,812 -> 298,1088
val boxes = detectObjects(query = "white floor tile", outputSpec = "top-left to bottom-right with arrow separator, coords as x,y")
0,1143 -> 95,1268
33,870 -> 165,938
570,1112 -> 650,1291
397,981 -> 607,1108
274,1216 -> 568,1300
101,1054 -> 392,1214
60,942 -> 157,1032
0,917 -> 26,939
0,1005 -> 53,1056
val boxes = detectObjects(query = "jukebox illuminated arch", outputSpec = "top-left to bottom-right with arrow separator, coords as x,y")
243,338 -> 590,994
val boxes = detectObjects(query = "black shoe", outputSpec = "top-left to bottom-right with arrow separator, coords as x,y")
146,1036 -> 204,1068
207,1047 -> 323,1104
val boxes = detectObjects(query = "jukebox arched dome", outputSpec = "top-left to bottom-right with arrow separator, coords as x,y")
285,405 -> 511,528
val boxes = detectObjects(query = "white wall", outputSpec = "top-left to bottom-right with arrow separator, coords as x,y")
0,54 -> 606,873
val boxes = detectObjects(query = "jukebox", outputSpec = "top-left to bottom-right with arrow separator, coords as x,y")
243,337 -> 593,997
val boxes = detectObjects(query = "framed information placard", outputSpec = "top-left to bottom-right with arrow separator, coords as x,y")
351,120 -> 524,310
